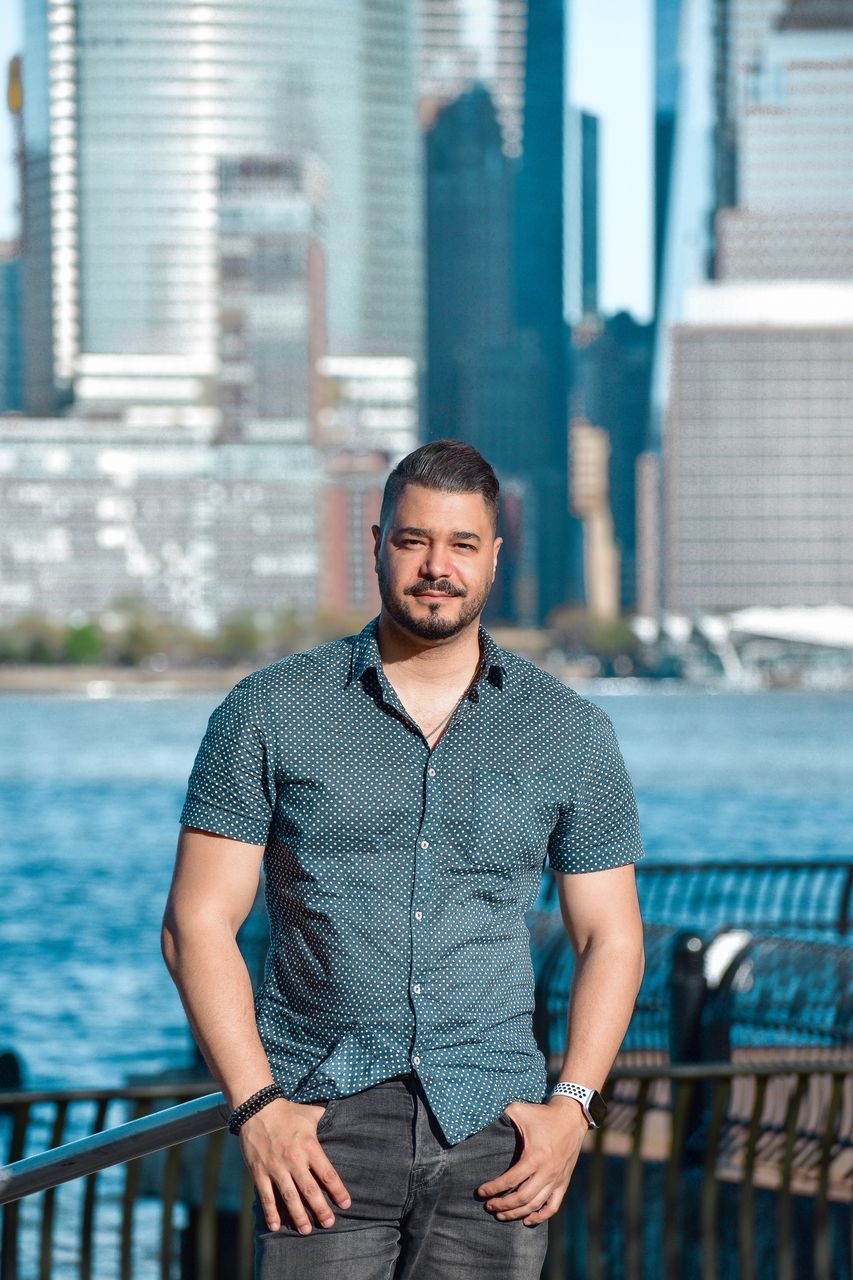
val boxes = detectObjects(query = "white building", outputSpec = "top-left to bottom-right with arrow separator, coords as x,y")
22,0 -> 422,416
664,284 -> 853,610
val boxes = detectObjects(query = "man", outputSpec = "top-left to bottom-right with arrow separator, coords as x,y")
162,439 -> 646,1279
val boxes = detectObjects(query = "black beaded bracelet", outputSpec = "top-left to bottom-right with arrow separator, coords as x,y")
228,1083 -> 285,1135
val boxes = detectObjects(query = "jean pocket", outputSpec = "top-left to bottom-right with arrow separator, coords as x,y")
497,1108 -> 515,1129
316,1098 -> 339,1134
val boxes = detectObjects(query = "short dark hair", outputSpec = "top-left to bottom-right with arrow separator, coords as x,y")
378,439 -> 500,535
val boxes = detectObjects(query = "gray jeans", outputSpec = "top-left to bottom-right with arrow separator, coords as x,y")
252,1072 -> 549,1279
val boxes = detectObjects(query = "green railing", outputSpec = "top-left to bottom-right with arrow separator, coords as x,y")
2,1059 -> 851,1280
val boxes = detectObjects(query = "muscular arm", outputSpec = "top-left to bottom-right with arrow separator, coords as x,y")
160,825 -> 271,1111
161,825 -> 352,1232
553,860 -> 646,1095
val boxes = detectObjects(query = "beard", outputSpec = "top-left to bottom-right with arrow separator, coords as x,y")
376,560 -> 493,641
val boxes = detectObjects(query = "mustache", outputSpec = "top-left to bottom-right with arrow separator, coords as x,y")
405,581 -> 466,597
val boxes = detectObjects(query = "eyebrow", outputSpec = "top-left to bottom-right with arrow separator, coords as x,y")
394,527 -> 482,542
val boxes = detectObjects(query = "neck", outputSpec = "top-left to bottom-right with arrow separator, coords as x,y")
375,609 -> 482,689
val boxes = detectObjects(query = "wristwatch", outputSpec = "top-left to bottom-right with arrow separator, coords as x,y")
545,1081 -> 607,1129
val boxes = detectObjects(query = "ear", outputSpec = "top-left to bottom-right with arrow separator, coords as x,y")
371,524 -> 382,564
492,535 -> 503,579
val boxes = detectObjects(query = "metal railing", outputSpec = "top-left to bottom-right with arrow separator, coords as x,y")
533,860 -> 853,938
2,1059 -> 851,1280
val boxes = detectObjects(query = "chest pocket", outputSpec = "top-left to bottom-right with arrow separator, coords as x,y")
463,767 -> 553,874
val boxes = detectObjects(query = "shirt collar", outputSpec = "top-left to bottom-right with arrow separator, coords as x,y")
348,614 -> 505,697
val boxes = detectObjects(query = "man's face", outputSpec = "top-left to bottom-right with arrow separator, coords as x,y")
372,484 -> 502,642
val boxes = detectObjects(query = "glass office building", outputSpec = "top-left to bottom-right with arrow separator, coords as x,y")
22,0 -> 421,413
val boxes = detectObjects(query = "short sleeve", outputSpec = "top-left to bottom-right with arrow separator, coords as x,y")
547,701 -> 646,874
179,678 -> 274,845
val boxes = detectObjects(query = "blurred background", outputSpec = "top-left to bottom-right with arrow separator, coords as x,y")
0,3 -> 852,1277
0,0 -> 851,684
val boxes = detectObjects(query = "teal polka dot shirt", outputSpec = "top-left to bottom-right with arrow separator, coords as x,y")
180,614 -> 645,1145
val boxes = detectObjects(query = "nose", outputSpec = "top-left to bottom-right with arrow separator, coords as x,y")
419,545 -> 454,583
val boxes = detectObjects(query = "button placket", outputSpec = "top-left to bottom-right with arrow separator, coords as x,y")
411,757 -> 434,1074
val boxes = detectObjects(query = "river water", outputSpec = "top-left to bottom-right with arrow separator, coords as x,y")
1,685 -> 852,1091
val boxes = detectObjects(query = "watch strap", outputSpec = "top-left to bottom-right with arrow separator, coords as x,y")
546,1080 -> 603,1127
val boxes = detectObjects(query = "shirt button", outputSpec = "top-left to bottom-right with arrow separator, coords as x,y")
413,1055 -> 421,1065
414,910 -> 423,920
427,768 -> 436,777
420,839 -> 429,849
412,984 -> 421,994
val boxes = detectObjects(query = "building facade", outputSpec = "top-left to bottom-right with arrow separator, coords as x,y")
217,155 -> 327,445
0,242 -> 23,413
659,0 -> 853,616
21,0 -> 422,416
664,285 -> 853,611
0,418 -> 323,631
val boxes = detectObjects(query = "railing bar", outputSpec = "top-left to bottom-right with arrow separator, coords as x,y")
38,1099 -> 68,1280
1,1060 -> 851,1111
664,1076 -> 695,1278
80,1097 -> 110,1280
120,1098 -> 152,1280
159,1135 -> 183,1280
583,1076 -> 616,1280
196,1127 -> 226,1278
624,1077 -> 651,1280
544,1175 -> 568,1280
237,1169 -> 256,1280
738,1072 -> 768,1280
1,1092 -> 231,1205
777,1072 -> 808,1280
0,1085 -> 216,1106
814,1072 -> 844,1280
1,1098 -> 31,1280
700,1076 -> 730,1280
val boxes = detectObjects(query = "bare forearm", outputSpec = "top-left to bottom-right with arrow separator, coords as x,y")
557,940 -> 645,1090
161,922 -> 274,1112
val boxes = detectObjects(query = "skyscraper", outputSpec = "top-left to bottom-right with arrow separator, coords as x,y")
493,0 -> 528,157
572,313 -> 654,611
513,0 -> 579,620
418,0 -> 480,115
425,84 -> 515,445
580,112 -> 600,320
423,3 -> 581,628
21,0 -> 421,416
416,0 -> 529,159
716,0 -> 853,279
654,0 -> 685,309
663,1 -> 853,612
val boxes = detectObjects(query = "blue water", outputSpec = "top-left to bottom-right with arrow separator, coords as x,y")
1,687 -> 852,1092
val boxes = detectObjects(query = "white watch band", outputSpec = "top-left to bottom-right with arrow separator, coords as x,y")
546,1081 -> 596,1126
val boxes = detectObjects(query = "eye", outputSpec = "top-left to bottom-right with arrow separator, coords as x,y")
456,543 -> 477,551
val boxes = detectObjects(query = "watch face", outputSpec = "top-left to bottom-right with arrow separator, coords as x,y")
588,1091 -> 608,1127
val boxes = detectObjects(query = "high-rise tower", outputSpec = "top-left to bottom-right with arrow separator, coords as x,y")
21,0 -> 421,416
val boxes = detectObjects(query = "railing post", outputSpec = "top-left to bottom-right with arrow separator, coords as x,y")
669,931 -> 707,1065
668,931 -> 710,1277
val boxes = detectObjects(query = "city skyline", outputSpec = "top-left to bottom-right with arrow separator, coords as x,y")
0,0 -> 653,321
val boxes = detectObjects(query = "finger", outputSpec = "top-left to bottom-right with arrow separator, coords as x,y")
255,1174 -> 282,1232
312,1147 -> 353,1210
291,1166 -> 337,1229
522,1187 -> 562,1225
495,1189 -> 553,1221
477,1160 -> 536,1198
272,1168 -> 315,1235
490,1178 -> 550,1217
